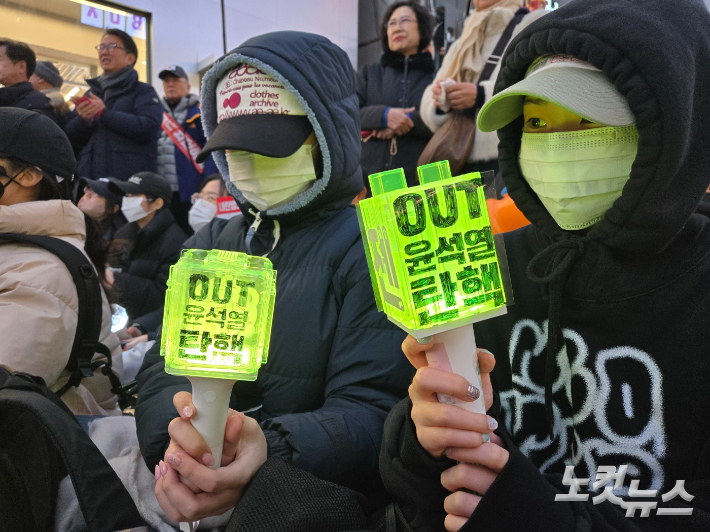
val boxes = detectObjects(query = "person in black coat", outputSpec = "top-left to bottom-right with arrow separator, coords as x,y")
64,29 -> 163,181
106,172 -> 187,322
145,31 -> 414,525
358,2 -> 434,189
0,39 -> 55,122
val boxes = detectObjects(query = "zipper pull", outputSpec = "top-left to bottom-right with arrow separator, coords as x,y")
245,210 -> 262,255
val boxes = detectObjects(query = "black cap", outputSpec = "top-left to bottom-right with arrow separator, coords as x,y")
78,177 -> 123,204
159,65 -> 188,80
108,172 -> 173,205
196,114 -> 313,162
0,108 -> 76,179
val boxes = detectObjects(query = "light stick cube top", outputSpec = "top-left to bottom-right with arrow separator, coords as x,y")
356,161 -> 506,337
161,249 -> 277,381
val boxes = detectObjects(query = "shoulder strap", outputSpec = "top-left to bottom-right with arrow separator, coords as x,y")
0,233 -> 105,390
0,382 -> 145,531
479,8 -> 530,83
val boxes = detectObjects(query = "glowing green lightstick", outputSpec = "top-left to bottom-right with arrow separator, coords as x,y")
356,161 -> 507,414
161,249 -> 276,467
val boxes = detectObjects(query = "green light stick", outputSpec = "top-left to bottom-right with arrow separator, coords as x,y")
356,161 -> 507,414
161,249 -> 276,467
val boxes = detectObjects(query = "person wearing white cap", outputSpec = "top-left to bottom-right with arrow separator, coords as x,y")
141,31 -> 413,525
386,0 -> 710,530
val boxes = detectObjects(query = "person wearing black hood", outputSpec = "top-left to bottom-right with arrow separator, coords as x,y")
384,0 -> 710,530
151,0 -> 710,530
142,31 -> 413,524
358,1 -> 435,189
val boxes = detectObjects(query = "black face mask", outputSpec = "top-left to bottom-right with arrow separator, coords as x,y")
0,167 -> 22,201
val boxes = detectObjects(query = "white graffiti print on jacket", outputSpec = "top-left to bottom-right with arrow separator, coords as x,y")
499,319 -> 666,494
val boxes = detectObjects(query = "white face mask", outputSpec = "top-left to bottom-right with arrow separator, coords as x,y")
225,145 -> 317,212
518,125 -> 638,230
121,196 -> 152,223
188,198 -> 218,233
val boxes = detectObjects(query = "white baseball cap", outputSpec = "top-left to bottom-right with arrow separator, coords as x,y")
477,54 -> 635,132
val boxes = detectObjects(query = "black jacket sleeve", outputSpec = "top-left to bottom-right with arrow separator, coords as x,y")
358,65 -> 388,131
381,399 -> 710,532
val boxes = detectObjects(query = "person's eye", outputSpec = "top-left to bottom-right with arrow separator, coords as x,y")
526,117 -> 547,129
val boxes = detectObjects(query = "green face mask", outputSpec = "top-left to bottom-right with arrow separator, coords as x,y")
518,125 -> 638,230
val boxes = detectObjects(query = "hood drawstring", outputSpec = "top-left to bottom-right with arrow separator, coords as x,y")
526,235 -> 587,437
245,209 -> 281,257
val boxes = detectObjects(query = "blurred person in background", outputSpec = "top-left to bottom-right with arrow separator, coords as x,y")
156,64 -> 217,235
75,177 -> 127,241
29,60 -> 71,127
106,172 -> 186,322
0,39 -> 55,122
358,1 -> 434,189
187,172 -> 238,234
64,29 -> 163,181
420,0 -> 545,177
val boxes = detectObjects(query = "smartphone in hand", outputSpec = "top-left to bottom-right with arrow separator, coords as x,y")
71,95 -> 92,106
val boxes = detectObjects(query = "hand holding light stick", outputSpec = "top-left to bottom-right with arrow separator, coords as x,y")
161,249 -> 276,467
356,161 -> 508,415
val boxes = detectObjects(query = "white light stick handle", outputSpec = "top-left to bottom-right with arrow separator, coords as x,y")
424,325 -> 486,414
187,376 -> 236,469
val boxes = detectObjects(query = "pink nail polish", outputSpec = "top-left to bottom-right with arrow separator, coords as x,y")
167,453 -> 181,467
202,453 -> 215,467
154,464 -> 161,480
159,460 -> 168,476
182,406 -> 193,418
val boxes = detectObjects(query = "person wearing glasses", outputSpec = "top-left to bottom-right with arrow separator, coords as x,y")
358,1 -> 435,190
65,29 -> 163,182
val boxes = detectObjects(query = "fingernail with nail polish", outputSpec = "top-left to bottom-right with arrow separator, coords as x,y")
167,453 -> 181,467
159,460 -> 168,476
202,453 -> 215,467
154,464 -> 161,481
482,433 -> 491,443
182,406 -> 193,418
479,349 -> 495,358
488,417 -> 498,430
417,336 -> 432,345
467,385 -> 480,400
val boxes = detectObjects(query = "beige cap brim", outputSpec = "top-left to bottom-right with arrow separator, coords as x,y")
477,66 -> 635,132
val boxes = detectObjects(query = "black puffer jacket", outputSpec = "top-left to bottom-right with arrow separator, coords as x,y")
135,31 -> 413,494
0,81 -> 55,122
109,209 -> 187,321
358,51 -> 434,188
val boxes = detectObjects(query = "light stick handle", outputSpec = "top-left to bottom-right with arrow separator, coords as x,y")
187,376 -> 236,469
424,326 -> 486,414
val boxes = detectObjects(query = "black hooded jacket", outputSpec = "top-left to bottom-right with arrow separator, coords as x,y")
134,32 -> 413,494
378,0 -> 710,530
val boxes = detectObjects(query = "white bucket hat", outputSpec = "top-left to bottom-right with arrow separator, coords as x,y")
477,54 -> 635,132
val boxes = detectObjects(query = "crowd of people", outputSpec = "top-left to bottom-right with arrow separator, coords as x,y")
1,0 -> 710,530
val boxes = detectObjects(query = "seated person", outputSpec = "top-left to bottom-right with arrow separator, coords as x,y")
75,176 -> 127,241
141,30 -> 413,521
106,172 -> 187,322
187,172 -> 237,233
0,108 -> 122,416
160,0 -> 710,528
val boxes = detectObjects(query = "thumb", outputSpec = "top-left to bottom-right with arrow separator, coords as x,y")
405,107 -> 416,112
